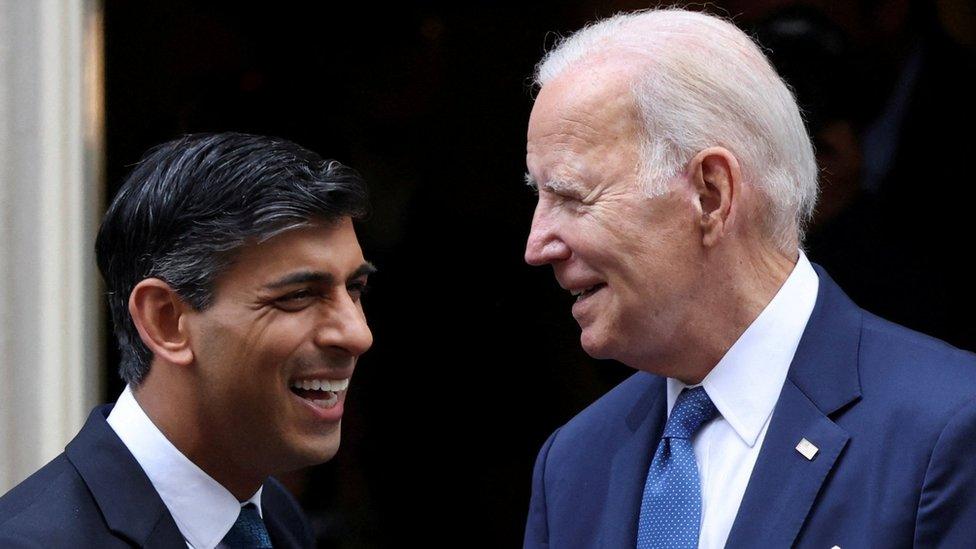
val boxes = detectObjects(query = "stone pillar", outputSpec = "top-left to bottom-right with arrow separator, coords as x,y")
0,0 -> 104,491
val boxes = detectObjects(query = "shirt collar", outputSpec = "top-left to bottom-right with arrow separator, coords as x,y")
107,385 -> 264,549
667,251 -> 819,447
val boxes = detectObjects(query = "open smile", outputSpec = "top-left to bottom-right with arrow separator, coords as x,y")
571,283 -> 607,302
289,377 -> 349,410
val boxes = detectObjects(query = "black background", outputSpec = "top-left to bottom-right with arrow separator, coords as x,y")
103,1 -> 976,546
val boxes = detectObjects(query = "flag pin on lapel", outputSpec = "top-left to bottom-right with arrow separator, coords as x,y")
796,438 -> 819,460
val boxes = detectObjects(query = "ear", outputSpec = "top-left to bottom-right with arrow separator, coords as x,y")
128,278 -> 194,367
689,147 -> 739,248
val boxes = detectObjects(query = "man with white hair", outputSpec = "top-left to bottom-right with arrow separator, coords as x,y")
523,8 -> 976,548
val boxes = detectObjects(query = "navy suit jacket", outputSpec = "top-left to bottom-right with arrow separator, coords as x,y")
525,267 -> 976,548
0,405 -> 315,548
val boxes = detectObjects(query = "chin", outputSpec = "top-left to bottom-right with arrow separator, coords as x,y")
289,429 -> 342,468
313,431 -> 342,464
579,330 -> 613,360
581,325 -> 637,366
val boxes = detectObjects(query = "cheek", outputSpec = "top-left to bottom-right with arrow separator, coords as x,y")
241,311 -> 302,351
263,311 -> 319,343
192,321 -> 241,371
248,316 -> 324,371
199,318 -> 305,383
568,213 -> 630,257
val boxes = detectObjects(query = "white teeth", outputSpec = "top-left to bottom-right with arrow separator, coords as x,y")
290,378 -> 351,393
311,392 -> 339,409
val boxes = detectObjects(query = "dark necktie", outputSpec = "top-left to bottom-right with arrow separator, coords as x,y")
221,503 -> 273,548
636,386 -> 718,548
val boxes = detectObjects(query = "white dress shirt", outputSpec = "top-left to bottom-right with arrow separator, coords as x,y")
107,385 -> 263,549
666,252 -> 819,549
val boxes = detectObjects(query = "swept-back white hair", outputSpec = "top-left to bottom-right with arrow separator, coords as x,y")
534,8 -> 818,251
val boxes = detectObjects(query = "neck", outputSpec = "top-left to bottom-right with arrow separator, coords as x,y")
133,371 -> 266,501
642,244 -> 797,384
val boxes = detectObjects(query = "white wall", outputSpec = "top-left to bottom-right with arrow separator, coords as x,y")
0,0 -> 104,492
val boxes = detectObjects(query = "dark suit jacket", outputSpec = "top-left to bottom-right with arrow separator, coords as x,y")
525,267 -> 976,548
0,405 -> 315,548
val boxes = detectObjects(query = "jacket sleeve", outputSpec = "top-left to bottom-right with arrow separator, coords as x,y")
914,397 -> 976,546
524,428 -> 560,549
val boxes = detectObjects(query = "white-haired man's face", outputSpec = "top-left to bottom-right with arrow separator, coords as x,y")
524,64 -> 706,370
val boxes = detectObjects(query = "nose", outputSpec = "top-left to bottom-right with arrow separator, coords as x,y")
525,204 -> 570,266
315,292 -> 374,357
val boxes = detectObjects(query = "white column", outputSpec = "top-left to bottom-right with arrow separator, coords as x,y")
0,0 -> 104,492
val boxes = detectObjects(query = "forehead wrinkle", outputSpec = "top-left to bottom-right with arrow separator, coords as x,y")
530,119 -> 605,152
552,92 -> 640,150
558,104 -> 608,136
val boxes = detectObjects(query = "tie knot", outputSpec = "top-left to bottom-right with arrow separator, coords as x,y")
663,387 -> 717,439
221,503 -> 272,548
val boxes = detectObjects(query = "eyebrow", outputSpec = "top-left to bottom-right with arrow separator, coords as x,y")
526,173 -> 581,193
536,176 -> 583,196
263,262 -> 377,290
349,262 -> 378,280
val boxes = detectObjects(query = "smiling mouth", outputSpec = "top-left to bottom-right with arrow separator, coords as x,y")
571,283 -> 607,302
289,378 -> 349,409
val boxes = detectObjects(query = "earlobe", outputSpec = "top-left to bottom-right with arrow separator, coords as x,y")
690,147 -> 737,248
128,278 -> 195,367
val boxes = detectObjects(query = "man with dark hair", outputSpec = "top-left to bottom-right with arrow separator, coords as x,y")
0,133 -> 374,548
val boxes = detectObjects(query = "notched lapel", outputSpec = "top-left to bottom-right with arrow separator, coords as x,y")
66,405 -> 184,548
723,265 -> 864,547
724,380 -> 850,548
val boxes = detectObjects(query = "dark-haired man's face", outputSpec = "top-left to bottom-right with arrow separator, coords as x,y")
182,218 -> 373,477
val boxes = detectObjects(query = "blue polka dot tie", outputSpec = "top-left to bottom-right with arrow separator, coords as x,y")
636,386 -> 718,548
221,503 -> 273,548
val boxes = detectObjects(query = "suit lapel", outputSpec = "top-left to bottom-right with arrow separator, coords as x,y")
600,375 -> 668,548
726,266 -> 862,547
724,380 -> 850,547
66,405 -> 185,548
263,501 -> 304,549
